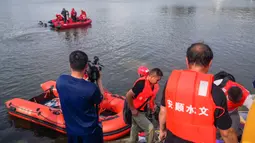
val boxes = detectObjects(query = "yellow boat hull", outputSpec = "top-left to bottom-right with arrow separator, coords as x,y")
241,101 -> 255,143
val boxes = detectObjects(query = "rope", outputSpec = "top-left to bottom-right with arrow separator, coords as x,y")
9,104 -> 64,125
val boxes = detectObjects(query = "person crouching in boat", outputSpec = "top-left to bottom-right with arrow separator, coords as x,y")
137,66 -> 160,120
214,71 -> 254,138
126,68 -> 163,143
56,50 -> 105,143
79,10 -> 87,22
158,42 -> 238,143
71,8 -> 77,22
56,14 -> 63,22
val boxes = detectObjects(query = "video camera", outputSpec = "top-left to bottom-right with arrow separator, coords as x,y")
87,56 -> 104,83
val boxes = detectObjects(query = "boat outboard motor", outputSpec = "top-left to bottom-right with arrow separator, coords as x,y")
49,23 -> 55,28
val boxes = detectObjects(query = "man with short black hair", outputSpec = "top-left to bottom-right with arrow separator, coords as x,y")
126,68 -> 163,143
214,71 -> 254,138
159,43 -> 238,143
56,50 -> 104,143
137,66 -> 160,120
228,87 -> 243,102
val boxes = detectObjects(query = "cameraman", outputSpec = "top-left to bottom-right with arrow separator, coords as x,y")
56,50 -> 104,143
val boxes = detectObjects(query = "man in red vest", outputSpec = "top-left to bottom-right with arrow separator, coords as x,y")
137,66 -> 160,114
214,71 -> 254,138
56,14 -> 63,22
71,8 -> 77,22
126,68 -> 163,143
159,43 -> 238,143
79,10 -> 87,21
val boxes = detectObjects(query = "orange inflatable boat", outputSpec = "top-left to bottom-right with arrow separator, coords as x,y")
5,80 -> 130,141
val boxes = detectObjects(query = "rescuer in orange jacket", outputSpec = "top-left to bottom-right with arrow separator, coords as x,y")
56,14 -> 63,21
137,66 -> 159,113
71,8 -> 77,22
79,10 -> 87,21
214,71 -> 254,139
159,43 -> 238,143
126,68 -> 163,143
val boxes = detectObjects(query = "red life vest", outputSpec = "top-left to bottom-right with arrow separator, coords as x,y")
221,80 -> 249,111
149,83 -> 159,111
71,9 -> 77,17
56,15 -> 63,21
79,10 -> 87,20
165,70 -> 220,143
133,77 -> 154,111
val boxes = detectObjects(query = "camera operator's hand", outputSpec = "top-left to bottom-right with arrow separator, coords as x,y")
96,71 -> 105,99
97,69 -> 102,81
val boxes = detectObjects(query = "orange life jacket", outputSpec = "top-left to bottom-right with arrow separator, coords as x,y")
133,77 -> 154,111
71,9 -> 77,16
149,83 -> 159,111
165,70 -> 220,143
220,80 -> 249,111
56,15 -> 63,21
79,10 -> 87,20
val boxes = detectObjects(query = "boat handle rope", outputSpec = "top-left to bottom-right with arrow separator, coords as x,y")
8,103 -> 65,125
36,108 -> 65,125
38,112 -> 65,125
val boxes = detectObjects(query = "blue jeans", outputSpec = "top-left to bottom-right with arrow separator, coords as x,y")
67,126 -> 103,143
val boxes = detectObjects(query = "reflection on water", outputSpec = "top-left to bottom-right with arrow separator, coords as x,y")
8,115 -> 68,142
56,24 -> 92,42
160,5 -> 196,16
213,0 -> 225,12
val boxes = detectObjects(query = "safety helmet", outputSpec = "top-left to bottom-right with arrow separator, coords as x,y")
137,66 -> 149,77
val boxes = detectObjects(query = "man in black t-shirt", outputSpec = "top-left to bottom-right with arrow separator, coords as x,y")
160,83 -> 234,143
126,68 -> 163,143
158,43 -> 238,143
